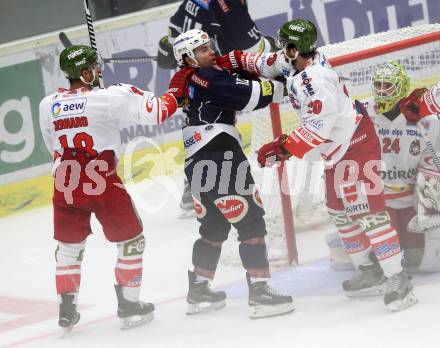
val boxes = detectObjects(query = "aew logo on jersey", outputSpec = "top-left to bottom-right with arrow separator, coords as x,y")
300,71 -> 315,96
51,98 -> 87,118
409,139 -> 421,156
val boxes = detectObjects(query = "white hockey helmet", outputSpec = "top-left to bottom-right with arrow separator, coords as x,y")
173,29 -> 211,67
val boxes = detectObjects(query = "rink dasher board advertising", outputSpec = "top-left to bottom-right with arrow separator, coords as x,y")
0,0 -> 438,217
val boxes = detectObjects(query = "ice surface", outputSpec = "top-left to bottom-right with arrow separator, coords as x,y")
1,174 -> 440,348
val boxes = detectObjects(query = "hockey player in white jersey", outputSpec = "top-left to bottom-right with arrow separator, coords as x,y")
327,62 -> 440,274
366,62 -> 440,272
39,45 -> 187,331
217,20 -> 416,311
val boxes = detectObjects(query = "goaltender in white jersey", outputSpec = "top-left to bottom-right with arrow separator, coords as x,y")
327,62 -> 440,274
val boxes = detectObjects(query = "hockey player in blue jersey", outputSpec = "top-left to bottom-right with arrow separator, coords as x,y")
158,0 -> 275,218
171,29 -> 294,319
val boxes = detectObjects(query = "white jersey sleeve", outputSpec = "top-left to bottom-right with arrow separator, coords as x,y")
106,83 -> 177,125
241,50 -> 294,79
282,56 -> 358,161
39,95 -> 54,155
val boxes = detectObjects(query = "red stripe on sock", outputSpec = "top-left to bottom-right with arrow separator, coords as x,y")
56,274 -> 80,294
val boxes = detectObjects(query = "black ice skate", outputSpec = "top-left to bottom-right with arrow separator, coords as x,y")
186,270 -> 226,315
114,285 -> 155,329
342,255 -> 386,297
247,273 -> 294,319
58,293 -> 80,337
383,270 -> 417,311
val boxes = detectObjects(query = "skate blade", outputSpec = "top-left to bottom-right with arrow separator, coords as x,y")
386,291 -> 418,312
59,313 -> 80,338
344,283 -> 386,298
61,326 -> 74,339
186,300 -> 226,315
249,302 -> 295,319
120,312 -> 154,329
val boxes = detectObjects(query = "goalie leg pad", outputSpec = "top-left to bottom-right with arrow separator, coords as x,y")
417,227 -> 440,272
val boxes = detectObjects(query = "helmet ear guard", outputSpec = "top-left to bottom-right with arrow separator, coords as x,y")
372,61 -> 410,114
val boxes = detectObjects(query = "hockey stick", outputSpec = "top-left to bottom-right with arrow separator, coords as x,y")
59,32 -> 73,48
83,0 -> 104,88
102,56 -> 158,63
417,116 -> 440,172
58,31 -> 158,62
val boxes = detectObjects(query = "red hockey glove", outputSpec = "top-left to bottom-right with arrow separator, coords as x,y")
216,50 -> 244,74
167,66 -> 197,107
257,134 -> 292,167
399,87 -> 428,123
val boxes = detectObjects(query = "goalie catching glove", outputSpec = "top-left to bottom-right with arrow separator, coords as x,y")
167,66 -> 197,107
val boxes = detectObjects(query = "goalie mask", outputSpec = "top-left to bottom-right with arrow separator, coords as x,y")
276,19 -> 317,65
173,29 -> 211,67
372,61 -> 410,114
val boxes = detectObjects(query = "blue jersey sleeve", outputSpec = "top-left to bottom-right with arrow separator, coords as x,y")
189,67 -> 274,112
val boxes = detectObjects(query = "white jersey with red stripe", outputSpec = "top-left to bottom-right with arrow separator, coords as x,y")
364,97 -> 440,209
246,51 -> 359,164
39,83 -> 176,168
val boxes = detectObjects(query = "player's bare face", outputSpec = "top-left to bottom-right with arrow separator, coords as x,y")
194,43 -> 216,68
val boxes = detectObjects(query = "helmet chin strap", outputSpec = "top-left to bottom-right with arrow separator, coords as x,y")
80,69 -> 97,87
283,47 -> 299,66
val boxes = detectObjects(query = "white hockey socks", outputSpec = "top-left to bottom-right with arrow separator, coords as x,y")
360,212 -> 403,277
328,209 -> 371,268
115,234 -> 145,302
55,241 -> 85,299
